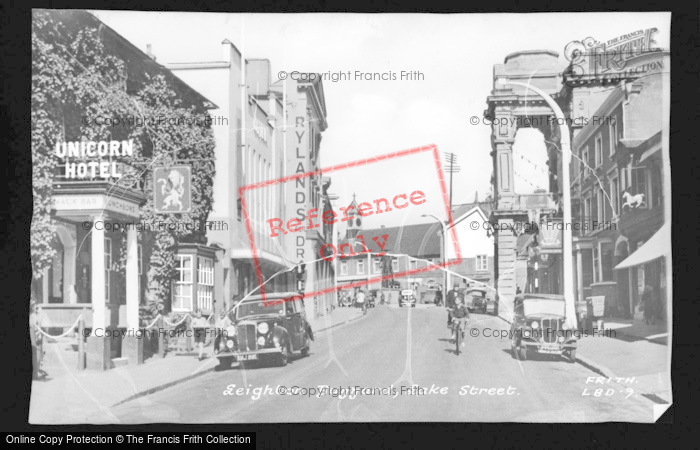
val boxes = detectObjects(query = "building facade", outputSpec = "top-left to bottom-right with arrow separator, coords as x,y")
32,10 -> 218,369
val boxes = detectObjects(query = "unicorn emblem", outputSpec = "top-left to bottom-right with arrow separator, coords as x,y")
157,169 -> 186,211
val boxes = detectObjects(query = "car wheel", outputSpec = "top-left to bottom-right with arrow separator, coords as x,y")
567,349 -> 577,363
518,345 -> 528,360
510,339 -> 518,359
301,345 -> 310,357
278,342 -> 289,367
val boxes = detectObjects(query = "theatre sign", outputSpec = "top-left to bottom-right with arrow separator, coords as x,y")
564,27 -> 666,86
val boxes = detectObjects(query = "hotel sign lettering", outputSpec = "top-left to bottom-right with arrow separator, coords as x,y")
53,194 -> 140,217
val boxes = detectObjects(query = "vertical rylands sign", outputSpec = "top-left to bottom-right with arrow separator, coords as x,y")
292,114 -> 309,261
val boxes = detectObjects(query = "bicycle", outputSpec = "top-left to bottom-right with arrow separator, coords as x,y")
452,318 -> 467,355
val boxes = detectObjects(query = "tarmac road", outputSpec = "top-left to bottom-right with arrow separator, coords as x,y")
111,304 -> 656,422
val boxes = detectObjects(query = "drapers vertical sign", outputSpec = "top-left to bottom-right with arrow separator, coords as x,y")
292,115 -> 308,260
153,166 -> 192,214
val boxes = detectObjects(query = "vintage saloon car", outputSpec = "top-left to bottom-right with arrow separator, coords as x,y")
214,292 -> 313,369
510,294 -> 577,362
399,289 -> 417,307
465,288 -> 487,313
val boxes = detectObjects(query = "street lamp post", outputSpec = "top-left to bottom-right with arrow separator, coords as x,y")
421,214 -> 450,294
496,78 -> 576,329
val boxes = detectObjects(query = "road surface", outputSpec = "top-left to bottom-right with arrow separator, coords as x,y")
111,304 -> 656,422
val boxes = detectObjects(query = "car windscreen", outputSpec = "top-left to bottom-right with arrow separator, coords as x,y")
468,291 -> 486,297
236,300 -> 284,319
522,299 -> 565,316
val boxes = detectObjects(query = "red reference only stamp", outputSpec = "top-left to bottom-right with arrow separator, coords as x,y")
239,144 -> 462,303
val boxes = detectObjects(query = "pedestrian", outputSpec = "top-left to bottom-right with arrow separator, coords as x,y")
29,299 -> 46,379
355,289 -> 366,309
446,282 -> 460,327
642,283 -> 656,325
191,309 -> 209,360
516,285 -> 522,295
380,290 -> 386,305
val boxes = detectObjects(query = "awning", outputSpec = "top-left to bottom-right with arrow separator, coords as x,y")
614,223 -> 670,270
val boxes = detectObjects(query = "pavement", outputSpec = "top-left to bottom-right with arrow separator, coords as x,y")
28,306 -> 364,424
495,311 -> 671,410
106,304 -> 663,423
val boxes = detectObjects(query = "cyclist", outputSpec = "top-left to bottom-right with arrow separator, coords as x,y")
449,296 -> 470,345
445,282 -> 460,327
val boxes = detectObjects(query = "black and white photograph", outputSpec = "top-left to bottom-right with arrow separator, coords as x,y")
18,7 -> 679,430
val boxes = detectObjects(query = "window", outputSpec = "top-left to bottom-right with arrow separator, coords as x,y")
649,163 -> 663,208
594,135 -> 603,167
409,259 -> 417,270
173,255 -> 194,311
392,259 -> 399,273
357,260 -> 365,275
476,255 -> 488,271
340,261 -> 348,276
597,188 -> 605,223
197,257 -> 214,311
609,118 -> 618,155
610,176 -> 620,216
581,146 -> 590,177
584,196 -> 592,234
137,244 -> 143,275
373,258 -> 382,274
601,243 -> 614,282
633,168 -> 647,205
592,246 -> 599,283
104,238 -> 112,302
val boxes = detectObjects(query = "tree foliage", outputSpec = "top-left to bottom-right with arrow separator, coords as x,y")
31,11 -> 215,312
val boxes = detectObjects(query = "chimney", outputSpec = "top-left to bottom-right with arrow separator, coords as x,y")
146,44 -> 156,61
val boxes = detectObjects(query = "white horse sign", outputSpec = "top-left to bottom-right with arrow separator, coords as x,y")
153,166 -> 192,214
622,190 -> 646,209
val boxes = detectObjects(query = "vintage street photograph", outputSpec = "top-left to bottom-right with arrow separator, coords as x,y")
28,9 -> 672,423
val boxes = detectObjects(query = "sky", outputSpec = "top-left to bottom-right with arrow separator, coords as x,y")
93,11 -> 670,230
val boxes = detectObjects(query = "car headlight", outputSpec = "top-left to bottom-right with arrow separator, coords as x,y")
226,340 -> 234,349
257,323 -> 269,334
558,336 -> 565,343
562,321 -> 570,330
531,321 -> 539,329
225,325 -> 236,337
257,336 -> 266,346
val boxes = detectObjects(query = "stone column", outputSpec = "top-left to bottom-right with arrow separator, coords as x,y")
122,227 -> 143,365
86,214 -> 110,370
495,217 -> 516,321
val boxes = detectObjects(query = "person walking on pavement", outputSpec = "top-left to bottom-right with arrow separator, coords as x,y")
191,309 -> 209,360
446,282 -> 460,327
642,283 -> 657,325
29,299 -> 47,380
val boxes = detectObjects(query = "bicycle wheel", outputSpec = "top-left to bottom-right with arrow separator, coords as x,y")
455,326 -> 460,355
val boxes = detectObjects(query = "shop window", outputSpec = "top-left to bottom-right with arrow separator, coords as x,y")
173,254 -> 193,311
197,256 -> 214,311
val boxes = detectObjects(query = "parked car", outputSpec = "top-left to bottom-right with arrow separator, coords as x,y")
399,289 -> 416,308
510,294 -> 577,362
421,285 -> 440,304
213,292 -> 313,369
465,288 -> 488,313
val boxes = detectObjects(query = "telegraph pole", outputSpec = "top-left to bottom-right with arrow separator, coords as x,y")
445,152 -> 460,212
